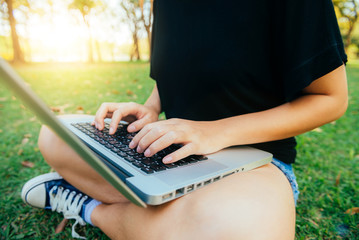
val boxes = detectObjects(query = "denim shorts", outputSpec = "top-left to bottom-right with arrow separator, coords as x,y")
271,158 -> 299,205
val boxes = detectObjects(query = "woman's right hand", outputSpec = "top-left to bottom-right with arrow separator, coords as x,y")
92,102 -> 159,135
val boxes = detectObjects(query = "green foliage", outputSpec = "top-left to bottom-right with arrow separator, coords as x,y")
0,63 -> 358,239
69,0 -> 96,17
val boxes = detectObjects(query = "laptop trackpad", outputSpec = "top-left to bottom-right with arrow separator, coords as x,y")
155,161 -> 227,186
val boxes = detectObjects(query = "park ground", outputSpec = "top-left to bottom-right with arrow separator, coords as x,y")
0,62 -> 358,239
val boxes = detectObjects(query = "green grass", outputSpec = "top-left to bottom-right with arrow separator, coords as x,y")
0,62 -> 358,239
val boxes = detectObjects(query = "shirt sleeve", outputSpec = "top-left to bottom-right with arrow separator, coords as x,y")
280,0 -> 347,101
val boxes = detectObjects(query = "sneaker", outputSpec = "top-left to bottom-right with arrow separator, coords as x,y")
21,172 -> 91,239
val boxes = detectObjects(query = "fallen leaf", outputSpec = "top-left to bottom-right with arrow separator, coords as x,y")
312,128 -> 323,133
50,105 -> 68,114
21,138 -> 29,145
126,89 -> 134,96
55,218 -> 68,233
51,107 -> 61,113
345,207 -> 359,215
137,85 -> 143,89
24,133 -> 32,138
21,161 -> 35,168
17,149 -> 23,156
335,172 -> 341,186
111,90 -> 120,95
76,106 -> 84,111
11,96 -> 16,100
20,104 -> 26,109
132,79 -> 138,83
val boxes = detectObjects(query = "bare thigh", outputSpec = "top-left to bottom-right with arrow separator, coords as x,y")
91,164 -> 296,240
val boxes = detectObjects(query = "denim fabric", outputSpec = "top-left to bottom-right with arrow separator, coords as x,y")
271,158 -> 299,205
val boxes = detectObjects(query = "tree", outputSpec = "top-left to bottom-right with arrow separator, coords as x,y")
139,0 -> 153,59
69,0 -> 97,63
333,0 -> 359,50
1,0 -> 29,63
121,0 -> 143,61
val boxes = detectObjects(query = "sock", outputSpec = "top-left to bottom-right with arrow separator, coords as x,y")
82,199 -> 102,226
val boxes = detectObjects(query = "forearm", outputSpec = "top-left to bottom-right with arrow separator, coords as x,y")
216,94 -> 347,148
144,84 -> 161,115
215,65 -> 348,148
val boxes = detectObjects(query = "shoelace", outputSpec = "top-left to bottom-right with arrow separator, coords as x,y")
49,186 -> 88,239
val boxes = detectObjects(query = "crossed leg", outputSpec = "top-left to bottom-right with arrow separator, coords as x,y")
38,123 -> 296,240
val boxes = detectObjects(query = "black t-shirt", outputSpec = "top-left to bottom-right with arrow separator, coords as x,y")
150,0 -> 347,164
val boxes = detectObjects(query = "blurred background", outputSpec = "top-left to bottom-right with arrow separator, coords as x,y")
0,0 -> 153,63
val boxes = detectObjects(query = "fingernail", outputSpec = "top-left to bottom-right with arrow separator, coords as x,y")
163,156 -> 172,163
109,127 -> 114,134
144,149 -> 151,157
128,125 -> 135,132
91,121 -> 95,126
137,146 -> 142,153
129,141 -> 135,148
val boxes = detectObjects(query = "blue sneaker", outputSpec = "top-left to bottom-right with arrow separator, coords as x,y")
21,172 -> 91,239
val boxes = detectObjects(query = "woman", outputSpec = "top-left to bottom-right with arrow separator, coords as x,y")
22,0 -> 348,239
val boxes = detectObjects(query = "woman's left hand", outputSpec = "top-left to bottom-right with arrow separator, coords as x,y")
128,118 -> 225,164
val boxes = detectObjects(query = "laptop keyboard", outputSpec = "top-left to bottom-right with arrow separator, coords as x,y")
71,122 -> 208,174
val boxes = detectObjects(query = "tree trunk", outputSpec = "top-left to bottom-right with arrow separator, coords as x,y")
5,0 -> 25,63
83,15 -> 94,63
145,24 -> 151,60
140,0 -> 153,61
345,15 -> 357,51
132,31 -> 141,61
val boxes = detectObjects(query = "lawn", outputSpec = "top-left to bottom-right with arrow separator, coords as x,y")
0,62 -> 358,239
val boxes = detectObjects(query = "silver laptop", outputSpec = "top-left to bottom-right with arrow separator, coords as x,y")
0,58 -> 272,207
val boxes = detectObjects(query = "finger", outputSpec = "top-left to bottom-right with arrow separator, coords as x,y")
109,104 -> 141,134
163,143 -> 196,164
129,123 -> 154,151
135,125 -> 167,153
94,103 -> 118,130
143,131 -> 176,157
127,115 -> 154,133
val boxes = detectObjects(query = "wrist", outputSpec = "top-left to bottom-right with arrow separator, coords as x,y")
203,120 -> 232,150
144,84 -> 162,116
144,102 -> 161,116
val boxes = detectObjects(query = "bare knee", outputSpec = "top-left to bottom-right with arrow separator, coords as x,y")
38,125 -> 68,168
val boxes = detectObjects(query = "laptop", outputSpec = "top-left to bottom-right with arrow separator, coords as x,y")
0,58 -> 272,207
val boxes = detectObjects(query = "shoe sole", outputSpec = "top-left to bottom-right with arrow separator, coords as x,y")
21,172 -> 63,207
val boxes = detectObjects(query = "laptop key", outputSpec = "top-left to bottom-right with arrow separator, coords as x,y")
141,167 -> 154,174
132,162 -> 145,168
